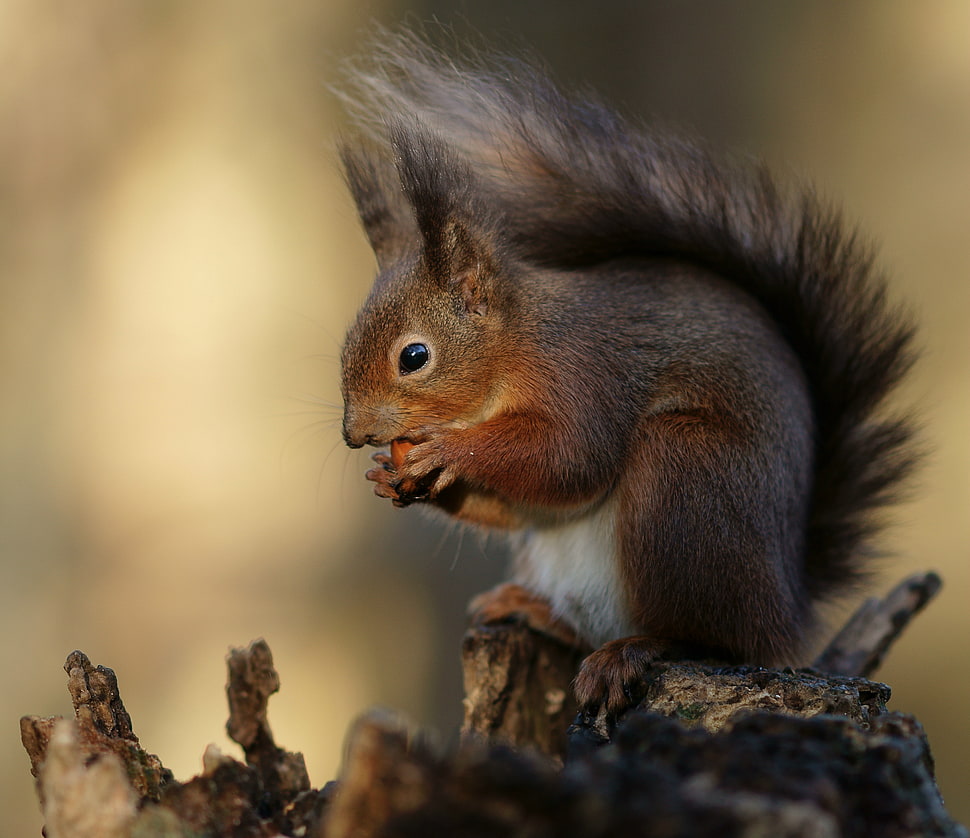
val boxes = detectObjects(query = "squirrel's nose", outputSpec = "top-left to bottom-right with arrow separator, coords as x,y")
341,407 -> 363,448
342,419 -> 367,449
342,407 -> 381,448
343,403 -> 399,448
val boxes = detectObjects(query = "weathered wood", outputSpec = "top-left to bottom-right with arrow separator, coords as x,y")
20,651 -> 172,805
331,702 -> 966,838
225,639 -> 312,810
460,620 -> 586,760
20,642 -> 330,838
19,573 -> 965,838
813,570 -> 942,677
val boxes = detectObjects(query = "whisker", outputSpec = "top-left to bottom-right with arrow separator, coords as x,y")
336,439 -> 359,507
279,419 -> 329,467
285,308 -> 346,355
318,437 -> 354,506
305,351 -> 343,364
450,525 -> 466,572
475,529 -> 493,564
276,410 -> 343,423
431,520 -> 454,562
287,392 -> 345,411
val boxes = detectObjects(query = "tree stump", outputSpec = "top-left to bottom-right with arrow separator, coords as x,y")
20,572 -> 966,837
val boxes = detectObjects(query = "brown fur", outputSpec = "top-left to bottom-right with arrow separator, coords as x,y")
338,33 -> 917,711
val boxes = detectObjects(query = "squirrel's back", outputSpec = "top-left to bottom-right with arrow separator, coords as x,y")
339,30 -> 917,605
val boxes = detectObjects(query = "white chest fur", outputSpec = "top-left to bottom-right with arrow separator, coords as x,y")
510,496 -> 636,648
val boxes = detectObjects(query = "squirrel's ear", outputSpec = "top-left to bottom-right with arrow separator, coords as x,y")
339,142 -> 417,269
437,218 -> 494,317
390,122 -> 497,316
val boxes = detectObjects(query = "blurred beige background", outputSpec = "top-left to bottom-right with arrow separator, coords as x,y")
2,2 -> 968,835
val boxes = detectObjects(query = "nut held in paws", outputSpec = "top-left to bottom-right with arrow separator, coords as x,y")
390,439 -> 415,470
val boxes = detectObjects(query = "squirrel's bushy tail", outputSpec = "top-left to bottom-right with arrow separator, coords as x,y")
340,30 -> 918,600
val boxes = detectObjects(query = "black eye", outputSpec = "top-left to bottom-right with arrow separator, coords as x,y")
399,342 -> 430,374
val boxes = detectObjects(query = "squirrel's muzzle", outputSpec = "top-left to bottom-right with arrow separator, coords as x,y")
342,403 -> 398,449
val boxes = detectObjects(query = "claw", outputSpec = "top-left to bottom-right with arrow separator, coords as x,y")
394,478 -> 430,504
373,482 -> 399,500
371,451 -> 394,470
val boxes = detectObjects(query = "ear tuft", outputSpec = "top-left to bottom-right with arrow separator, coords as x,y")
389,122 -> 499,315
339,141 -> 417,268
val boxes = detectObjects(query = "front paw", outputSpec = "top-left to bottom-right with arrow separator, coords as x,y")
365,452 -> 410,507
573,637 -> 660,713
394,427 -> 458,502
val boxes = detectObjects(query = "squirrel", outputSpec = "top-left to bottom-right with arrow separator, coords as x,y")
336,32 -> 917,711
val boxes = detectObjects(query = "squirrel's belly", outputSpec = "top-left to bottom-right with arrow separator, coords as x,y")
510,496 -> 636,648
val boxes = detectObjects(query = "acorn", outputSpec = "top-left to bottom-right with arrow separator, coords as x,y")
390,439 -> 415,471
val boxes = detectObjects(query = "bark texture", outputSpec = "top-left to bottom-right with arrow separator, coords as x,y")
20,573 -> 966,838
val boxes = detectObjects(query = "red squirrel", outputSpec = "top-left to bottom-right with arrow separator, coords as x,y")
337,34 -> 917,711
